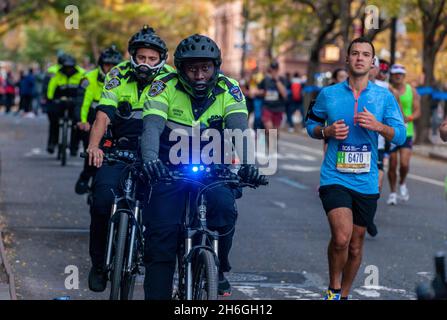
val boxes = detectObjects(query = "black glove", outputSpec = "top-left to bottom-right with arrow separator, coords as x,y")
237,164 -> 268,186
143,159 -> 170,182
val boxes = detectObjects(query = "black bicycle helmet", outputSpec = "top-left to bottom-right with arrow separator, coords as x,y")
174,34 -> 222,99
128,25 -> 168,81
98,45 -> 123,67
60,54 -> 76,68
56,50 -> 65,65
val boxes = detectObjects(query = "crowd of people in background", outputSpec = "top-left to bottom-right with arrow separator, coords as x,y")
239,62 -> 306,135
0,67 -> 45,117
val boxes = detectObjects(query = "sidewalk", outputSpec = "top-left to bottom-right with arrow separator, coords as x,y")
413,143 -> 447,162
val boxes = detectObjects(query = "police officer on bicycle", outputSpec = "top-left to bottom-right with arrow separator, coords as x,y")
46,54 -> 85,155
141,34 -> 266,300
75,46 -> 123,195
86,25 -> 173,292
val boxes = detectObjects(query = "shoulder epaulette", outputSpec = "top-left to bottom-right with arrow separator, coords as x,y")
218,75 -> 235,90
159,73 -> 177,83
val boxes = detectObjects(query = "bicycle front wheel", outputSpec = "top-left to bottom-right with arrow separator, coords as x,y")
60,120 -> 68,166
120,272 -> 136,300
192,249 -> 218,300
109,211 -> 128,300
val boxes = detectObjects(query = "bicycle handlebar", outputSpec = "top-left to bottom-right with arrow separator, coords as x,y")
80,150 -> 139,165
159,164 -> 268,189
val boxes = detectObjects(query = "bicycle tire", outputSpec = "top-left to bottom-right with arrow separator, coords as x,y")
172,251 -> 185,300
120,272 -> 136,300
120,227 -> 139,300
192,249 -> 218,300
109,211 -> 128,300
61,120 -> 68,166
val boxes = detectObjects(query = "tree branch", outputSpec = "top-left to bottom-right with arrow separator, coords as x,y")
434,24 -> 447,53
294,0 -> 318,13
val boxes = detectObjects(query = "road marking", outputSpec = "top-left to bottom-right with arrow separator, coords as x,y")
280,164 -> 320,173
276,177 -> 308,190
9,227 -> 89,233
271,201 -> 287,209
281,140 -> 445,188
280,140 -> 323,156
24,148 -> 42,157
407,174 -> 444,187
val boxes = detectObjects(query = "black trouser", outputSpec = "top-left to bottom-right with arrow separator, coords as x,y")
143,181 -> 238,300
19,94 -> 33,113
4,94 -> 14,113
47,102 -> 81,152
89,162 -> 128,268
286,100 -> 304,128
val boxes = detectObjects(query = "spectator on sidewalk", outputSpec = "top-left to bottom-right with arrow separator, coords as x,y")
440,118 -> 447,142
4,72 -> 16,114
257,61 -> 288,150
0,72 -> 5,109
285,72 -> 305,132
18,68 -> 36,118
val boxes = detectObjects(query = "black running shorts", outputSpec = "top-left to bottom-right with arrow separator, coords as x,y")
319,184 -> 379,230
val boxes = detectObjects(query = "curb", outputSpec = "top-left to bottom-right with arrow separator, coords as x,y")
0,230 -> 17,300
428,151 -> 447,162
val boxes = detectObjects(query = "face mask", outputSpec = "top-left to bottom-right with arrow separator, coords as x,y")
130,56 -> 165,81
61,67 -> 76,77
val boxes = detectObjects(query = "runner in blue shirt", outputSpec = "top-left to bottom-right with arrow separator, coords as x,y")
305,37 -> 406,300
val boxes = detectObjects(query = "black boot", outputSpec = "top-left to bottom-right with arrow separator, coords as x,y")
218,272 -> 231,297
75,177 -> 89,195
88,266 -> 107,292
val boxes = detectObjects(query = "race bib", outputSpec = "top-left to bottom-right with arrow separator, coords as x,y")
265,90 -> 279,102
336,143 -> 371,173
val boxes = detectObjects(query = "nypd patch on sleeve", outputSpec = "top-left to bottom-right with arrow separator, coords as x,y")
229,85 -> 244,102
105,78 -> 121,90
149,80 -> 166,97
109,68 -> 120,77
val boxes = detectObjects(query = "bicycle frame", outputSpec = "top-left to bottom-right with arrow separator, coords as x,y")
168,169 -> 242,300
105,167 -> 144,276
180,191 -> 220,300
56,97 -> 75,166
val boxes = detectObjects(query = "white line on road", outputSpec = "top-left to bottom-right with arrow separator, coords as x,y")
280,141 -> 323,156
280,140 -> 445,188
407,174 -> 445,187
280,164 -> 320,173
276,177 -> 308,190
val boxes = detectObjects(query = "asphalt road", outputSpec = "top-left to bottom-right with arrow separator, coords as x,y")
0,114 -> 446,300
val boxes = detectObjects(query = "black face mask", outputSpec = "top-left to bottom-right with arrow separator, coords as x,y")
61,66 -> 76,77
134,64 -> 154,83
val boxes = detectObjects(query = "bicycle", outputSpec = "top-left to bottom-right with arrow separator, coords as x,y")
55,96 -> 76,166
150,164 -> 268,300
81,150 -> 146,300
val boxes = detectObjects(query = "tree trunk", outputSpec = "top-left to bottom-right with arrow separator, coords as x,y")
240,0 -> 250,79
339,0 -> 351,63
416,42 -> 436,144
303,45 -> 321,114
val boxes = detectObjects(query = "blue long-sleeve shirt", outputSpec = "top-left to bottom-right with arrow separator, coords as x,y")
306,80 -> 406,194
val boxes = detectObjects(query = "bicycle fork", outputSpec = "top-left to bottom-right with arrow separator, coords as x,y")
126,200 -> 141,273
185,194 -> 219,300
105,202 -> 118,268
